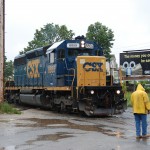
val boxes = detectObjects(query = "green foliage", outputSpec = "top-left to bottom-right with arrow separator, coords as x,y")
145,87 -> 150,93
124,89 -> 150,107
86,22 -> 114,59
0,102 -> 21,114
134,81 -> 150,92
4,56 -> 14,80
124,91 -> 132,107
20,23 -> 75,54
58,25 -> 74,40
122,81 -> 127,93
20,22 -> 115,57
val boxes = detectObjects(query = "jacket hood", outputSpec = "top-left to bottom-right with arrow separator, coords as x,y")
136,83 -> 145,91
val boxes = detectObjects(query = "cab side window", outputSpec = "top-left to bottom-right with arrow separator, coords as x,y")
47,52 -> 55,63
58,49 -> 65,59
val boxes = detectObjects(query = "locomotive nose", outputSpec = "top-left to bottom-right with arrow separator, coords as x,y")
77,56 -> 106,87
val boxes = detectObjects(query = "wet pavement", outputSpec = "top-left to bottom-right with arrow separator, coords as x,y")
0,107 -> 150,150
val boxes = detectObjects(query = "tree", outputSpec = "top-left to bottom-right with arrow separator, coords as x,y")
86,22 -> 114,60
4,56 -> 14,80
20,23 -> 75,54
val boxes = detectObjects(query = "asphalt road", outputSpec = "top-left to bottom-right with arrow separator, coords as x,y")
0,107 -> 150,150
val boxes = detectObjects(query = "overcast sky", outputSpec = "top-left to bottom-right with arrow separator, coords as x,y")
5,0 -> 150,63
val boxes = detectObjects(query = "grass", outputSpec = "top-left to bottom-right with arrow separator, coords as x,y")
0,102 -> 21,114
125,91 -> 150,107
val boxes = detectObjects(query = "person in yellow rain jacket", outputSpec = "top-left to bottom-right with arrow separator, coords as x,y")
131,83 -> 150,138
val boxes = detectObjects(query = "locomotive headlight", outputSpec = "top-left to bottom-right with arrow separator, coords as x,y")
81,44 -> 85,48
81,40 -> 85,48
116,90 -> 121,94
90,90 -> 94,94
81,41 -> 85,44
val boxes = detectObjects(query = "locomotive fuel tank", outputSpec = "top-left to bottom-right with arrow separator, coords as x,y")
20,93 -> 50,107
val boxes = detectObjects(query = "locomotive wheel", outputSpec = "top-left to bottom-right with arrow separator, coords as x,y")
6,94 -> 13,104
49,101 -> 54,110
60,102 -> 66,112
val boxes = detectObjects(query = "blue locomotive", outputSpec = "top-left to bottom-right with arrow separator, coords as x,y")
5,36 -> 127,116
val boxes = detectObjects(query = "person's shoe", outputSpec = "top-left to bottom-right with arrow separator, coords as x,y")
142,135 -> 148,138
136,136 -> 142,139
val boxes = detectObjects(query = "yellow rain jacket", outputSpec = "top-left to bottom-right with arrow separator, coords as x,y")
131,84 -> 150,114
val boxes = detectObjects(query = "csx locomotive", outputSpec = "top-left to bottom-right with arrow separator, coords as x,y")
5,36 -> 127,116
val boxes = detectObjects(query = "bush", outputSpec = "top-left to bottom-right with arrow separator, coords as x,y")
125,91 -> 132,107
0,102 -> 21,114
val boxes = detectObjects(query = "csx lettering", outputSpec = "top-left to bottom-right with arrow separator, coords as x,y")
27,59 -> 40,78
83,62 -> 103,72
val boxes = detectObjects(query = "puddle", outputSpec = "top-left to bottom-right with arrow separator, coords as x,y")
16,118 -> 124,138
135,138 -> 150,146
0,145 -> 16,150
27,132 -> 73,144
0,120 -> 9,123
47,124 -> 68,127
16,118 -> 70,127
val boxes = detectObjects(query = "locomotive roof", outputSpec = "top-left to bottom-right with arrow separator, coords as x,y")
14,45 -> 51,60
14,53 -> 26,59
46,40 -> 64,53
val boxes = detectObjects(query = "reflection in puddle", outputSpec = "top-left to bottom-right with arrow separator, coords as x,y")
27,132 -> 73,144
0,145 -> 16,150
16,118 -> 124,138
0,120 -> 9,123
136,138 -> 150,145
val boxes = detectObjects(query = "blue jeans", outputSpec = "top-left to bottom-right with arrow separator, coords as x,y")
134,114 -> 147,136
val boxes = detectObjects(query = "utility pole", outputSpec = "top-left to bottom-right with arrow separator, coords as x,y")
0,0 -> 5,103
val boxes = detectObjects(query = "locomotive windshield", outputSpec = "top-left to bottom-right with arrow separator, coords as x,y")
68,49 -> 92,56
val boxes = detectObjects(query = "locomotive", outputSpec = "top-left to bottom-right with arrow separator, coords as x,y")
5,36 -> 127,116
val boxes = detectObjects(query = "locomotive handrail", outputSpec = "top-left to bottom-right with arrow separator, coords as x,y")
64,58 -> 75,96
